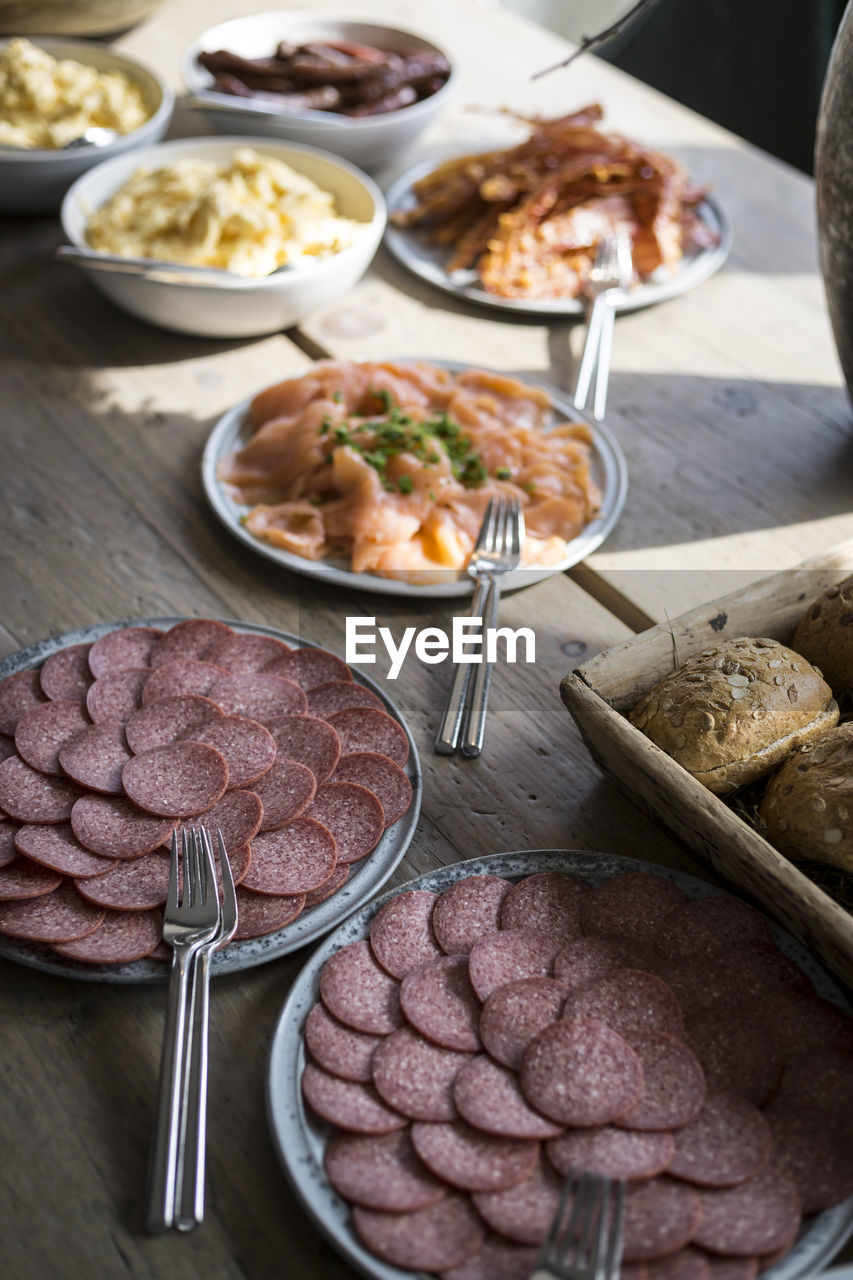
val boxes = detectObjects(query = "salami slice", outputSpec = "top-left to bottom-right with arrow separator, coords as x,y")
181,715 -> 275,789
71,795 -> 177,858
52,907 -> 161,963
305,1001 -> 381,1083
655,896 -> 774,963
547,1125 -> 675,1181
326,707 -> 409,766
352,1194 -> 484,1273
472,1152 -> 562,1245
325,1129 -> 446,1212
333,752 -> 412,826
148,619 -> 234,668
320,938 -> 404,1035
141,660 -> 229,705
371,1026 -> 469,1121
88,627 -> 160,678
231,886 -> 304,940
554,937 -> 654,991
265,646 -> 352,690
772,1046 -> 853,1114
757,991 -> 853,1061
15,823 -> 117,878
468,930 -> 563,1002
58,721 -> 132,795
411,1119 -> 538,1192
122,741 -> 228,818
400,955 -> 482,1052
307,681 -> 383,719
173,789 -> 263,853
204,633 -> 291,674
0,756 -> 82,823
0,821 -> 19,867
305,782 -> 383,864
766,1099 -> 853,1213
208,673 -> 306,721
14,699 -> 90,776
0,881 -> 104,942
499,872 -> 585,941
618,1032 -> 706,1132
40,644 -> 94,702
684,1010 -> 780,1107
242,818 -> 336,896
691,1169 -> 801,1257
581,872 -> 687,943
480,977 -> 569,1071
253,759 -> 316,830
667,1092 -> 771,1187
440,1234 -> 538,1280
76,848 -> 172,911
453,1054 -> 563,1139
370,889 -> 442,979
623,1179 -> 703,1262
563,970 -> 683,1040
86,668 -> 151,724
642,1248 -> 712,1280
265,714 -> 341,785
303,862 -> 349,909
432,876 -> 512,955
302,1062 -> 406,1134
0,669 -> 48,735
125,694 -> 224,754
520,1016 -> 643,1126
699,1258 -> 758,1280
0,856 -> 62,899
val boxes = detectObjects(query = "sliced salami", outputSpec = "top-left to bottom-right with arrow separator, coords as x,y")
148,619 -> 234,668
642,1248 -> 712,1280
432,876 -> 512,955
520,1016 -> 643,1127
370,889 -> 442,979
324,1129 -> 446,1213
58,721 -> 132,795
453,1054 -> 563,1139
655,896 -> 774,963
468,929 -> 562,1002
772,1046 -> 853,1114
305,1001 -> 381,1083
122,741 -> 228,818
208,673 -> 306,721
125,694 -> 224,754
173,789 -> 262,853
71,794 -> 177,858
0,856 -> 62,899
265,713 -> 341,785
352,1194 -> 484,1273
14,823 -> 117,878
555,936 -> 654,991
15,698 -> 90,776
699,1258 -> 758,1280
181,714 -> 275,789
253,759 -> 317,830
76,848 -> 172,911
242,818 -> 336,896
141,660 -> 229,705
40,644 -> 94,702
265,646 -> 351,690
563,970 -> 683,1040
400,955 -> 482,1052
204,632 -> 291,674
88,627 -> 160,678
302,1062 -> 406,1134
547,1125 -> 675,1181
232,886 -> 304,940
0,734 -> 15,765
320,938 -> 404,1035
86,668 -> 151,724
472,1152 -> 563,1245
691,1168 -> 801,1257
0,669 -> 48,735
499,872 -> 585,941
333,752 -> 412,826
0,821 -> 19,867
684,1010 -> 780,1107
224,841 -> 251,887
480,977 -> 569,1072
305,782 -> 383,864
371,1026 -> 469,1121
440,1234 -> 538,1280
622,1179 -> 703,1262
0,881 -> 104,942
52,907 -> 161,963
0,755 -> 82,823
411,1119 -> 538,1192
618,1032 -> 706,1132
307,681 -> 383,719
303,862 -> 349,909
667,1091 -> 771,1188
581,872 -> 687,943
325,707 -> 409,766
766,1099 -> 853,1213
757,991 -> 853,1061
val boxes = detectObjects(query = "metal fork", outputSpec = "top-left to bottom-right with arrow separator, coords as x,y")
531,1171 -> 625,1280
146,828 -> 220,1234
574,231 -> 633,421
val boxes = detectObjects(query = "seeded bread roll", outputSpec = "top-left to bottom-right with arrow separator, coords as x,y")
628,637 -> 839,795
759,723 -> 853,870
792,574 -> 853,696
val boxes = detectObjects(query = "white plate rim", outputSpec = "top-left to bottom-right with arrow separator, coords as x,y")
266,848 -> 853,1280
201,359 -> 628,599
0,615 -> 421,984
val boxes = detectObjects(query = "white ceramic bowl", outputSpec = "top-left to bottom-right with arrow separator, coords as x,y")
0,38 -> 172,214
59,135 -> 386,339
182,10 -> 455,173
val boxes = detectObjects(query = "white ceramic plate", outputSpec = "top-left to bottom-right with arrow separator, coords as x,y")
267,849 -> 853,1280
384,162 -> 732,318
202,361 -> 628,599
0,616 -> 421,984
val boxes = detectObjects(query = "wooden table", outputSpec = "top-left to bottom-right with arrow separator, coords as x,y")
2,1 -> 851,1276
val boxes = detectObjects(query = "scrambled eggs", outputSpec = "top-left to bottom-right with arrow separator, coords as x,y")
85,148 -> 367,277
0,37 -> 149,150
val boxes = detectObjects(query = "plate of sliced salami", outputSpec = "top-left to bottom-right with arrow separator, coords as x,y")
0,617 -> 420,982
267,850 -> 853,1280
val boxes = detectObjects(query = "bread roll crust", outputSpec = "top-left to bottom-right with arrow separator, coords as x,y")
759,723 -> 853,869
792,574 -> 853,696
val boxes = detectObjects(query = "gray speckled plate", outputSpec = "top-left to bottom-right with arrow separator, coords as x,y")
267,849 -> 853,1280
0,616 -> 420,984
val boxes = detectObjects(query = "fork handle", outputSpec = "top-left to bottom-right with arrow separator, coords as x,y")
593,295 -> 617,421
461,574 -> 500,757
174,946 -> 213,1231
435,577 -> 489,754
145,944 -> 197,1233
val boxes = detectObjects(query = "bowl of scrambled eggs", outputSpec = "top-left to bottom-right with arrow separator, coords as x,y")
59,136 -> 386,338
0,37 -> 173,213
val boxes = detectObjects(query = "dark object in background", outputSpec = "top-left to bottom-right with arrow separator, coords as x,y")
816,1 -> 853,402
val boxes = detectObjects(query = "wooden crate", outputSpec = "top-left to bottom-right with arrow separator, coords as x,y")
562,542 -> 853,987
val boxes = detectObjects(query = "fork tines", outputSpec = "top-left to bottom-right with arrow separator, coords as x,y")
537,1170 -> 625,1280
